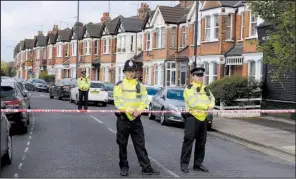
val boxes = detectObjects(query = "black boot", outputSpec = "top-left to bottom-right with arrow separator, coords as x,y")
193,164 -> 209,172
120,167 -> 128,176
181,167 -> 189,173
142,167 -> 160,175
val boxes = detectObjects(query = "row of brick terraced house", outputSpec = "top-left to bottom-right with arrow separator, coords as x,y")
14,0 -> 264,87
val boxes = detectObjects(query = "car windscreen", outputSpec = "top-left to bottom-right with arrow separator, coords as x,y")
167,89 -> 184,101
34,79 -> 46,84
90,82 -> 105,88
105,84 -> 114,91
147,88 -> 158,96
63,79 -> 75,85
1,86 -> 16,100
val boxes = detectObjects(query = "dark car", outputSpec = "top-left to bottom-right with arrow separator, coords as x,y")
49,78 -> 77,100
1,102 -> 13,166
148,87 -> 213,129
25,78 -> 49,92
1,78 -> 30,134
104,83 -> 114,103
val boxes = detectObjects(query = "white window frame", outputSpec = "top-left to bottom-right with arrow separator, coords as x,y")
42,47 -> 46,59
145,66 -> 151,85
241,14 -> 244,40
94,40 -> 99,55
205,16 -> 211,41
146,33 -> 151,51
171,27 -> 175,47
181,26 -> 187,47
226,14 -> 232,40
249,11 -> 258,37
71,41 -> 77,56
154,65 -> 159,85
166,62 -> 176,87
37,48 -> 40,59
160,64 -> 164,86
130,35 -> 134,52
214,14 -> 219,39
202,62 -> 210,85
121,36 -> 126,52
160,27 -> 166,48
103,38 -> 110,54
48,46 -> 52,59
248,60 -> 256,81
138,34 -> 143,50
179,62 -> 188,87
155,28 -> 160,48
118,36 -> 122,52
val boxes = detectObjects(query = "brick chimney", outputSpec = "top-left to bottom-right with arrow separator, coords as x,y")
38,31 -> 43,36
101,12 -> 111,22
138,3 -> 150,20
52,24 -> 59,34
179,0 -> 194,8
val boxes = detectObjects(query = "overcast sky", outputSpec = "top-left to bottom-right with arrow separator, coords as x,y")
1,1 -> 178,62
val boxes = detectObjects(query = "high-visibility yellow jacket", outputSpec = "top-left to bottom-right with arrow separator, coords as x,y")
77,77 -> 91,91
184,82 -> 215,121
113,77 -> 149,121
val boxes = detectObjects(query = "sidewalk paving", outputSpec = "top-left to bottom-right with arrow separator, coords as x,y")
212,116 -> 295,156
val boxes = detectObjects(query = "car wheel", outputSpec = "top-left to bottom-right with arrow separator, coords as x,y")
160,109 -> 167,125
148,104 -> 155,120
58,91 -> 62,100
101,102 -> 107,107
1,128 -> 12,166
69,94 -> 73,103
75,95 -> 78,105
49,90 -> 54,99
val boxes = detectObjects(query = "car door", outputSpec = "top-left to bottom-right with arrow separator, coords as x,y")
153,88 -> 166,117
52,80 -> 62,96
16,82 -> 30,108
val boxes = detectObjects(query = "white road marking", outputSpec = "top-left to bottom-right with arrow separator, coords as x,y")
30,131 -> 33,135
108,128 -> 116,134
89,115 -> 103,123
210,132 -> 295,164
22,155 -> 26,161
24,147 -> 28,153
27,141 -> 30,146
40,94 -> 45,97
29,136 -> 32,140
149,157 -> 180,178
18,163 -> 23,170
282,145 -> 295,150
14,173 -> 18,178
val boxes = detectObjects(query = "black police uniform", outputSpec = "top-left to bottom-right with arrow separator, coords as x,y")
114,60 -> 160,176
180,67 -> 210,173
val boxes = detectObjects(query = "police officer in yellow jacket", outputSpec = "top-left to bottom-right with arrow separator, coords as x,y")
113,59 -> 160,176
77,70 -> 91,110
180,67 -> 215,173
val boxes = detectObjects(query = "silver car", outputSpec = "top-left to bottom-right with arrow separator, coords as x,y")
1,102 -> 12,166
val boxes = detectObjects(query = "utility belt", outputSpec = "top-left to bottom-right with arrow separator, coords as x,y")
115,112 -> 141,121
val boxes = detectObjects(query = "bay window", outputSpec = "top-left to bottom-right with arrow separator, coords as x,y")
161,27 -> 166,48
166,62 -> 176,86
181,26 -> 187,47
226,14 -> 232,40
154,65 -> 159,85
205,16 -> 211,41
146,33 -> 151,50
214,14 -> 219,39
145,66 -> 151,85
171,27 -> 175,47
250,11 -> 257,37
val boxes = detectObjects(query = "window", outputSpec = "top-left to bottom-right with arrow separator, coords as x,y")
241,14 -> 244,40
166,62 -> 176,86
146,87 -> 159,96
161,27 -> 166,48
146,33 -> 150,50
250,12 -> 257,37
179,62 -> 188,86
145,66 -> 150,85
72,42 -> 77,56
37,48 -> 40,59
83,41 -> 88,55
130,35 -> 134,52
65,44 -> 69,56
171,28 -> 175,47
94,40 -> 99,54
90,82 -> 105,89
211,62 -> 218,83
103,39 -> 107,53
155,28 -> 159,48
204,63 -> 209,85
154,65 -> 158,85
57,43 -> 62,57
248,61 -> 256,81
43,48 -> 46,59
138,34 -> 143,49
205,16 -> 211,41
226,14 -> 232,40
118,36 -> 121,52
104,67 -> 109,82
122,36 -> 126,52
167,89 -> 184,101
160,64 -> 164,86
181,26 -> 187,47
214,14 -> 219,39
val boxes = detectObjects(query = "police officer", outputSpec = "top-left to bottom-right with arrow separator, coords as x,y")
180,67 -> 215,173
113,59 -> 160,176
77,70 -> 91,110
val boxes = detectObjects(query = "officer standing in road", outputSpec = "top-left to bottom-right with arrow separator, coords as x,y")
180,67 -> 215,173
113,59 -> 160,176
77,70 -> 91,110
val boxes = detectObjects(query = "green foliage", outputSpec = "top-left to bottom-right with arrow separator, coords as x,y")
208,75 -> 260,106
39,71 -> 55,82
248,1 -> 296,80
1,61 -> 16,77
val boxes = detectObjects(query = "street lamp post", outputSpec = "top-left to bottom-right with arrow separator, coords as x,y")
75,0 -> 80,79
193,0 -> 199,68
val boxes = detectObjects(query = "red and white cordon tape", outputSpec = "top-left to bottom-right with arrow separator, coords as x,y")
1,109 -> 295,114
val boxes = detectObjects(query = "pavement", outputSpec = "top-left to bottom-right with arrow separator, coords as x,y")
1,91 -> 295,178
212,116 -> 295,156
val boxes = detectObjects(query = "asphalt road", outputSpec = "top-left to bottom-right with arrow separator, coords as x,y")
1,91 -> 295,178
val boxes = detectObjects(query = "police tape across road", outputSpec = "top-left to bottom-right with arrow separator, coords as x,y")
1,109 -> 295,114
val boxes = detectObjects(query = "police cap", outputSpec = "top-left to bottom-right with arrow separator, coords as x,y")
123,59 -> 137,72
190,67 -> 205,76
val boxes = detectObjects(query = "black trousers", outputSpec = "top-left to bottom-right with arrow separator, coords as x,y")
180,115 -> 207,168
116,114 -> 151,170
78,90 -> 89,110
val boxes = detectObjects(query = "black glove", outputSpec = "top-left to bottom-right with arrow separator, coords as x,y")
115,112 -> 121,118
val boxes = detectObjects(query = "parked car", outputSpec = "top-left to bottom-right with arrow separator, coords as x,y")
49,78 -> 76,100
1,102 -> 12,166
1,78 -> 30,133
104,83 -> 114,103
146,86 -> 160,108
148,87 -> 213,129
25,78 -> 49,92
70,81 -> 108,106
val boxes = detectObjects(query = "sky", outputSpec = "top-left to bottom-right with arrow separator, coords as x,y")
1,1 -> 178,62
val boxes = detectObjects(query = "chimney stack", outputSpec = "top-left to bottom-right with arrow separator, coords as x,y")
52,24 -> 59,33
137,3 -> 150,20
101,12 -> 111,22
179,0 -> 194,8
38,31 -> 43,36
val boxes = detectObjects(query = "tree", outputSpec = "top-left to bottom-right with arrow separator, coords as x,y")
1,61 -> 9,76
248,1 -> 296,79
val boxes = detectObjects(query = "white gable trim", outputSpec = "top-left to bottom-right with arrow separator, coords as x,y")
102,26 -> 109,35
84,30 -> 89,38
150,6 -> 165,26
187,1 -> 204,21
